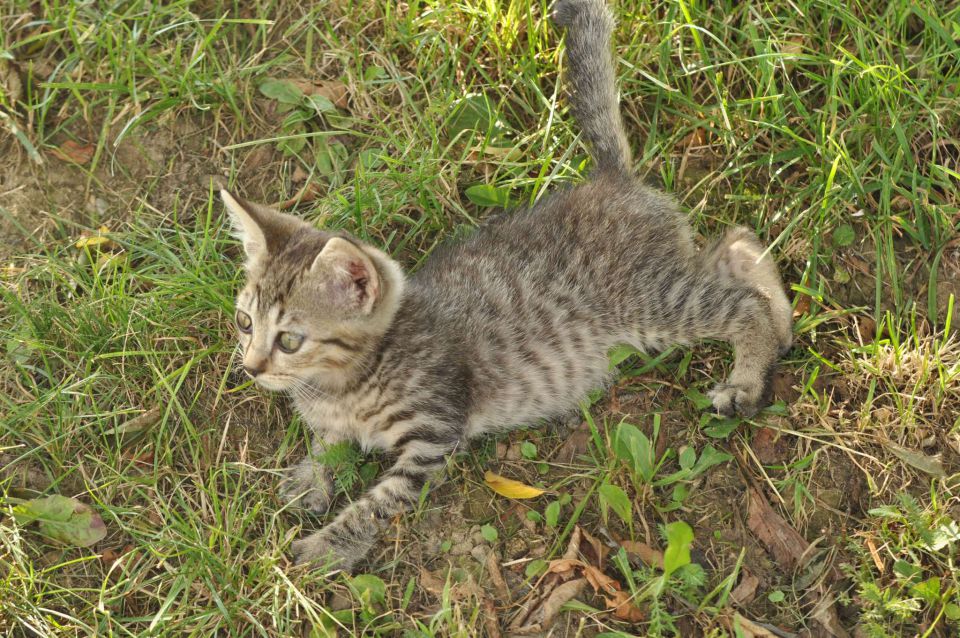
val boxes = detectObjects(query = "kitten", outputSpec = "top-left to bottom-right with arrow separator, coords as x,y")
221,0 -> 792,571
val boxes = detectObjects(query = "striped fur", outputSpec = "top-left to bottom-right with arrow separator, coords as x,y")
223,0 -> 792,571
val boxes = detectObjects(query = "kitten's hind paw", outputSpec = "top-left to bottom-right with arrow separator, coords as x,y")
291,530 -> 362,572
279,457 -> 334,515
708,382 -> 762,418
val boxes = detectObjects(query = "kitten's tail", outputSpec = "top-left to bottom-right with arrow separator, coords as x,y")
553,0 -> 631,176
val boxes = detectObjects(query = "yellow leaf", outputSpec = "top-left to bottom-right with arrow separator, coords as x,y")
483,470 -> 545,499
75,226 -> 114,250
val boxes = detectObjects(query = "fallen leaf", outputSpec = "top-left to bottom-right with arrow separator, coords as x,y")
864,537 -> 884,573
75,226 -> 115,250
809,585 -> 851,637
279,181 -> 322,209
579,527 -> 609,567
582,564 -> 619,595
540,577 -> 586,629
619,539 -> 664,569
751,427 -> 788,465
747,485 -> 848,637
13,495 -> 107,547
51,140 -> 95,164
419,566 -> 446,597
722,613 -> 782,637
547,558 -> 584,576
747,485 -> 809,571
481,597 -> 502,638
561,525 -> 582,561
102,407 -> 161,441
554,421 -> 592,463
680,127 -> 707,148
855,315 -> 877,342
731,572 -> 760,606
793,293 -> 811,318
288,78 -> 349,109
604,590 -> 645,623
485,550 -> 511,602
484,470 -> 545,499
887,443 -> 945,478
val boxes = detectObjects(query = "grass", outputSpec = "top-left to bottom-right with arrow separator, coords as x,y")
1,0 -> 959,636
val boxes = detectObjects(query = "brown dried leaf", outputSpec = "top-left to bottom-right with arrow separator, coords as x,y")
752,427 -> 789,465
540,578 -> 587,629
485,550 -> 511,602
279,182 -> 322,209
579,527 -> 609,567
731,572 -> 760,606
723,613 -> 782,637
809,585 -> 851,638
547,558 -> 584,576
864,537 -> 884,573
561,526 -> 582,561
51,140 -> 95,164
620,539 -> 664,569
747,485 -> 809,571
582,565 -> 619,596
419,566 -> 446,597
604,590 -> 645,623
288,78 -> 349,109
793,293 -> 811,318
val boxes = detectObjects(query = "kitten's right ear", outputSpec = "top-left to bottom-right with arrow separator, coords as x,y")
220,189 -> 279,267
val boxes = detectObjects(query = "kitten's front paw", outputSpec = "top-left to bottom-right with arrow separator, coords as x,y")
279,457 -> 334,514
291,530 -> 358,572
708,382 -> 762,418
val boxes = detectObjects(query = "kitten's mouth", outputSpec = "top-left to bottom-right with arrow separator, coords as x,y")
252,374 -> 293,392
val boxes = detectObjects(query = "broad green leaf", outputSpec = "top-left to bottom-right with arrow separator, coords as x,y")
258,79 -> 304,105
520,441 -> 537,460
662,521 -> 694,578
685,389 -> 714,410
480,524 -> 498,542
465,184 -> 510,208
350,574 -> 386,606
305,94 -> 335,114
525,559 -> 548,578
13,495 -> 107,547
608,344 -> 639,368
702,415 -> 741,439
690,445 -> 732,475
832,223 -> 855,247
545,501 -> 560,528
598,483 -> 632,525
448,93 -> 500,138
678,447 -> 696,471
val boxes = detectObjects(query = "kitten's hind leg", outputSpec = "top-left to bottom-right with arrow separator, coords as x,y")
645,276 -> 785,417
703,227 -> 793,355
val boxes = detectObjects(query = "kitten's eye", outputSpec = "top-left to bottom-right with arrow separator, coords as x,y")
236,310 -> 252,333
277,332 -> 304,353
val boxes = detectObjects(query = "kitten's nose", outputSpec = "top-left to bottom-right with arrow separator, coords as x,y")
244,363 -> 266,378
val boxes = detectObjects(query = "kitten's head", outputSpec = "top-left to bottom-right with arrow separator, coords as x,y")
221,189 -> 405,393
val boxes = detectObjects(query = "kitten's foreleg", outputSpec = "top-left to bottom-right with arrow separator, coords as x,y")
279,431 -> 344,515
290,440 -> 453,571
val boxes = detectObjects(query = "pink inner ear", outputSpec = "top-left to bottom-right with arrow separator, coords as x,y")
346,259 -> 379,306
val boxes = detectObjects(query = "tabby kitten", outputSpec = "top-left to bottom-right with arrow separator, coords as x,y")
223,0 -> 792,571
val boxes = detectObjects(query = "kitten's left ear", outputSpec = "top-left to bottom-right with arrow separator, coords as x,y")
312,237 -> 381,314
220,189 -> 297,267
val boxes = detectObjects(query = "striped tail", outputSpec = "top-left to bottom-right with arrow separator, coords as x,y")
553,0 -> 632,176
